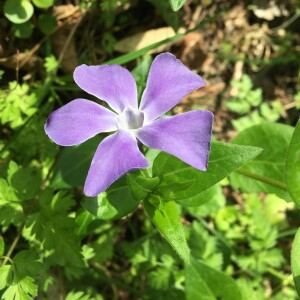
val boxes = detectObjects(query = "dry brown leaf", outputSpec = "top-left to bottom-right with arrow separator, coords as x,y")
114,27 -> 185,53
252,0 -> 289,21
51,5 -> 82,74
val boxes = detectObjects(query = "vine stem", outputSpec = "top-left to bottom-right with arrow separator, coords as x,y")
1,226 -> 23,266
236,168 -> 287,191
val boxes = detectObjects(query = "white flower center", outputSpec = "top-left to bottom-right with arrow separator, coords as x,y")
117,107 -> 144,130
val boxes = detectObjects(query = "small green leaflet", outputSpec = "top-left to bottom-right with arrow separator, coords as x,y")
4,0 -> 34,24
32,0 -> 54,9
143,198 -> 190,263
292,228 -> 300,297
185,258 -> 242,300
285,120 -> 300,206
169,0 -> 186,11
153,141 -> 262,203
1,276 -> 37,300
230,122 -> 294,201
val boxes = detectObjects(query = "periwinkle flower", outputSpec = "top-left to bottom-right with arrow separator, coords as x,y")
45,53 -> 214,197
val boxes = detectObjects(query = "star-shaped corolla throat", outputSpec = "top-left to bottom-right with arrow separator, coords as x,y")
45,53 -> 214,197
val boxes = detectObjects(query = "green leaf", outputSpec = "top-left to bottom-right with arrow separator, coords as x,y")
75,209 -> 95,239
2,276 -> 37,300
185,258 -> 242,300
38,13 -> 57,35
32,0 -> 54,8
292,228 -> 300,297
0,236 -> 4,257
24,190 -> 85,275
230,122 -> 294,201
82,176 -> 138,220
185,261 -> 214,300
147,0 -> 180,30
4,0 -> 34,24
51,136 -> 102,189
143,198 -> 190,263
127,172 -> 160,202
148,267 -> 171,290
131,55 -> 152,102
12,21 -> 33,39
153,141 -> 262,203
0,265 -> 12,291
169,0 -> 186,11
13,250 -> 43,278
178,183 -> 220,207
7,161 -> 42,201
285,120 -> 300,206
0,179 -> 24,227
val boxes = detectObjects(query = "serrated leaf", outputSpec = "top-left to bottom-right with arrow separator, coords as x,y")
13,250 -> 43,278
169,0 -> 186,11
153,141 -> 262,203
0,265 -> 12,291
82,176 -> 138,220
4,0 -> 34,24
143,198 -> 190,263
2,276 -> 37,300
148,267 -> 171,290
285,120 -> 300,206
185,258 -> 242,300
292,228 -> 300,297
23,190 -> 84,274
0,179 -> 24,227
230,122 -> 294,201
7,162 -> 41,201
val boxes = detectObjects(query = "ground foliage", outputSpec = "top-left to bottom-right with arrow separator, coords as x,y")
0,0 -> 300,299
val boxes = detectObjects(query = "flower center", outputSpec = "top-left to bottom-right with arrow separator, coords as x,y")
117,107 -> 144,130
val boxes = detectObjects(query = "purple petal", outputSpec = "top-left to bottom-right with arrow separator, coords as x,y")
140,53 -> 206,123
84,130 -> 148,197
136,110 -> 214,170
74,64 -> 138,113
45,99 -> 117,146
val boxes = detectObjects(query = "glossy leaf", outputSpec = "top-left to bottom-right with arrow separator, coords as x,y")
178,183 -> 222,207
32,0 -> 54,8
51,136 -> 102,189
153,141 -> 262,203
4,0 -> 34,24
230,122 -> 293,201
169,0 -> 186,11
185,258 -> 242,300
82,176 -> 138,221
143,198 -> 190,263
127,172 -> 160,202
292,228 -> 300,296
285,120 -> 300,206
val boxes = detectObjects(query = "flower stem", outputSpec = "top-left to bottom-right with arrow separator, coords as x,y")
236,168 -> 287,191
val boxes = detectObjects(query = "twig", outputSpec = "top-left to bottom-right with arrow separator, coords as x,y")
1,225 -> 23,266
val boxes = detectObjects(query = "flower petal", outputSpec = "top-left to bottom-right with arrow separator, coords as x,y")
140,53 -> 206,123
74,64 -> 138,113
84,130 -> 148,197
45,99 -> 117,146
136,110 -> 214,170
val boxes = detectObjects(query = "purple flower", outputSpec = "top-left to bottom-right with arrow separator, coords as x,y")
45,53 -> 214,197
